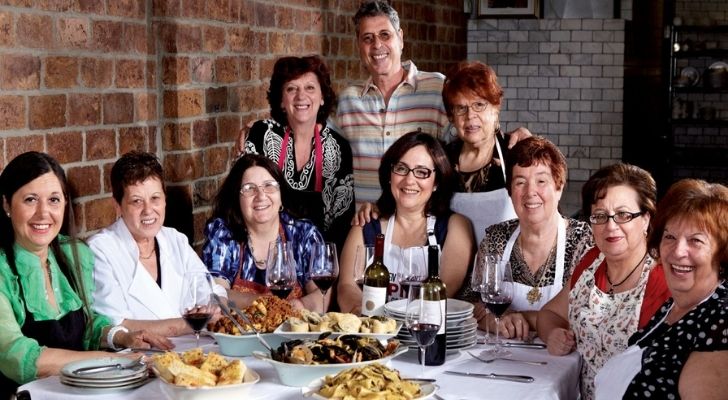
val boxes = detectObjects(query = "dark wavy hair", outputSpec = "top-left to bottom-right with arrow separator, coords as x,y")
353,1 -> 401,35
0,151 -> 93,327
110,151 -> 165,203
210,154 -> 285,242
442,61 -> 504,120
267,55 -> 336,127
581,163 -> 657,235
505,136 -> 567,195
376,132 -> 454,218
648,179 -> 728,279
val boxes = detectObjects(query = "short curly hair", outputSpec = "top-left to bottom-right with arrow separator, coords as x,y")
110,151 -> 165,203
267,55 -> 336,127
505,136 -> 567,195
443,61 -> 504,119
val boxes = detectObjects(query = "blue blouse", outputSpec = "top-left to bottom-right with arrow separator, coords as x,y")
202,212 -> 323,288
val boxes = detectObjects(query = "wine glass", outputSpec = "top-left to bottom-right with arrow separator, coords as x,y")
398,246 -> 427,300
309,242 -> 339,314
353,245 -> 375,291
405,285 -> 443,377
180,271 -> 214,347
471,251 -> 495,345
480,255 -> 514,357
266,239 -> 297,299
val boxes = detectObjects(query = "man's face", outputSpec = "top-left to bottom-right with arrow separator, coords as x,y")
357,15 -> 404,80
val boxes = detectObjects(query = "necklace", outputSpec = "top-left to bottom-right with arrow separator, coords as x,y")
139,248 -> 155,260
516,236 -> 557,305
606,251 -> 647,295
247,237 -> 268,268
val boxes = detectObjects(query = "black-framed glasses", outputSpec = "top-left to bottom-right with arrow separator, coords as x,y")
589,211 -> 644,225
451,101 -> 489,116
391,163 -> 435,179
240,181 -> 280,197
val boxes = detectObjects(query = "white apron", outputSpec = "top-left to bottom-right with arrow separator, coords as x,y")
383,214 -> 438,300
501,217 -> 567,311
450,140 -> 516,244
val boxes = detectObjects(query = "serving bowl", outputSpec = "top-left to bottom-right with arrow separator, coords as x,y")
301,376 -> 437,399
253,347 -> 408,387
213,332 -> 287,357
156,367 -> 260,400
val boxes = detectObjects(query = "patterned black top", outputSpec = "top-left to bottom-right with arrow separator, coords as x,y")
624,282 -> 728,399
245,119 -> 355,251
444,133 -> 509,193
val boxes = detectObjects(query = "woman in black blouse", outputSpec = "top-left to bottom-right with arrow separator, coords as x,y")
243,55 -> 354,252
595,179 -> 728,399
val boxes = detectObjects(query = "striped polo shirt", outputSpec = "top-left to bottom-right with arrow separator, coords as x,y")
336,60 -> 453,204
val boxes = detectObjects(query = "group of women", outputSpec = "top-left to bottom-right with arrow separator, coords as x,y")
1,54 -> 726,400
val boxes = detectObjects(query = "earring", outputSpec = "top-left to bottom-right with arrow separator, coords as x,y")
5,212 -> 8,217
279,205 -> 284,212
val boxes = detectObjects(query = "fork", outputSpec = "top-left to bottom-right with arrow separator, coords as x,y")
468,351 -> 547,366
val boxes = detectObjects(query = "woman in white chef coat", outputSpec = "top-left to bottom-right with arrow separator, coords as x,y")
89,151 -> 227,337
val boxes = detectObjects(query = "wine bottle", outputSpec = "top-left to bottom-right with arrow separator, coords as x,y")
361,234 -> 389,316
421,244 -> 447,365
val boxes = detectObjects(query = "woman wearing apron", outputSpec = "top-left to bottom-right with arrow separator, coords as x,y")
0,152 -> 170,396
441,61 -> 521,245
337,132 -> 474,314
242,55 -> 354,253
468,137 -> 592,340
203,154 -> 327,312
537,163 -> 671,400
595,179 -> 728,400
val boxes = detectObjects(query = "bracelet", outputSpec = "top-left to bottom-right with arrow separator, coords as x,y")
107,325 -> 129,351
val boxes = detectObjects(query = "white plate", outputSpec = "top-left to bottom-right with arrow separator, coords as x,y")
60,375 -> 148,388
302,377 -> 437,399
157,368 -> 260,400
273,321 -> 402,341
448,317 -> 477,332
60,377 -> 150,391
384,299 -> 474,317
60,370 -> 148,385
447,327 -> 478,339
61,357 -> 147,380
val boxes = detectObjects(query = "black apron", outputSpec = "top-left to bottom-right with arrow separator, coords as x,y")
1,274 -> 87,399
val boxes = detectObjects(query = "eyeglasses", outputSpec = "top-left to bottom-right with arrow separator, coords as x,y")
451,101 -> 489,116
359,31 -> 394,45
239,181 -> 280,197
391,163 -> 435,179
589,211 -> 644,225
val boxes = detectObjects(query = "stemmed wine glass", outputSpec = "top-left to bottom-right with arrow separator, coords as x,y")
398,246 -> 427,300
309,242 -> 339,314
471,251 -> 495,346
266,239 -> 297,299
405,285 -> 443,377
353,245 -> 375,291
180,271 -> 214,347
480,254 -> 514,357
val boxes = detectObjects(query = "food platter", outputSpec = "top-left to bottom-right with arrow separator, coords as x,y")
273,320 -> 402,341
302,377 -> 437,399
156,368 -> 260,400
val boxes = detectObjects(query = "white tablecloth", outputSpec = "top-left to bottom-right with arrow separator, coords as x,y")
19,334 -> 581,400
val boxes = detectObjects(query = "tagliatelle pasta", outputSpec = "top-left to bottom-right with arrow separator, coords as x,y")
317,363 -> 421,400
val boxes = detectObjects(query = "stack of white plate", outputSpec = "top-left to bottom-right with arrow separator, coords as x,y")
384,298 -> 477,353
60,357 -> 149,390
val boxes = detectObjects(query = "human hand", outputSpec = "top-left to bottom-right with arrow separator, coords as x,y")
506,126 -> 532,149
498,312 -> 531,340
351,202 -> 378,226
117,330 -> 175,351
235,120 -> 256,156
544,327 -> 575,356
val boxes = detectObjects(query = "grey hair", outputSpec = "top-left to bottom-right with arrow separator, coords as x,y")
353,1 -> 401,35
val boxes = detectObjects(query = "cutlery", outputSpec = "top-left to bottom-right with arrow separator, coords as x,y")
403,378 -> 437,383
211,293 -> 248,335
444,370 -> 534,383
468,351 -> 547,366
476,339 -> 547,349
72,356 -> 145,375
225,298 -> 273,352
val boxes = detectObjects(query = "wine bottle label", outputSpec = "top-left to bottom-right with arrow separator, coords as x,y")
361,285 -> 387,316
422,299 -> 446,334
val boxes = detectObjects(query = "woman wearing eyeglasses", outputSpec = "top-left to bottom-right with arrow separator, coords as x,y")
202,154 -> 326,311
536,163 -> 670,400
337,132 -> 474,314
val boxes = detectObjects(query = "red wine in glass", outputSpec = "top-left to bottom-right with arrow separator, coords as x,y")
485,297 -> 511,318
269,279 -> 293,299
409,322 -> 439,345
312,276 -> 336,292
183,310 -> 212,332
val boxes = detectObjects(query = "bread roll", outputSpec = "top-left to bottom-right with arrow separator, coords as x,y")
217,359 -> 246,385
288,317 -> 310,333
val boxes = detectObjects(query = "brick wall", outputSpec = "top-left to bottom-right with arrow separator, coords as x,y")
676,0 -> 728,25
0,0 -> 467,244
468,18 -> 625,215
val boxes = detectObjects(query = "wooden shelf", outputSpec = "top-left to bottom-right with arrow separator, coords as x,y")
674,49 -> 728,58
669,119 -> 728,127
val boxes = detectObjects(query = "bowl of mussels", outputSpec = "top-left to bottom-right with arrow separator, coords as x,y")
252,333 -> 406,387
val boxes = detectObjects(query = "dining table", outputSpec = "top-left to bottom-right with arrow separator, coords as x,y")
18,332 -> 581,400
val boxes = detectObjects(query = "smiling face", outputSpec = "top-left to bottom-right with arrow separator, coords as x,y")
510,162 -> 563,226
390,145 -> 436,213
660,217 -> 720,301
4,172 -> 66,257
450,91 -> 500,145
590,184 -> 650,263
239,166 -> 282,227
117,177 -> 166,242
281,72 -> 323,127
357,15 -> 404,80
